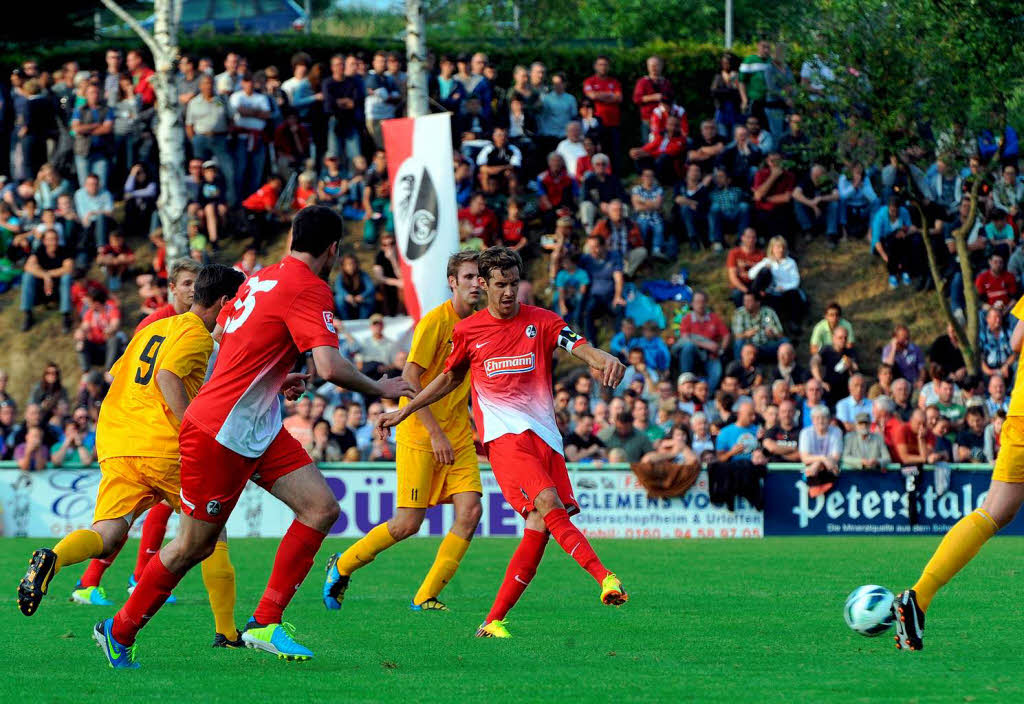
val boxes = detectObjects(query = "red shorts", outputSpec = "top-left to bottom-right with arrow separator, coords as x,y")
486,430 -> 579,518
179,417 -> 312,524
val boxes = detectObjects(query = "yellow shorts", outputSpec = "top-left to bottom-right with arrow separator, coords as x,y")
94,456 -> 182,523
993,417 -> 1024,483
395,442 -> 481,509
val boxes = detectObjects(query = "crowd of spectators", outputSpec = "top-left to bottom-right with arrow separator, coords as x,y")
0,41 -> 1020,495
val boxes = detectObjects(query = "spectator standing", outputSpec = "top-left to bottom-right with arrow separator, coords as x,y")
280,52 -> 320,124
28,362 -> 68,423
838,162 -> 878,237
579,234 -> 625,344
229,73 -> 273,201
185,74 -> 235,204
74,288 -> 121,372
125,49 -> 155,107
73,173 -> 114,252
537,74 -> 578,159
364,52 -> 401,148
95,230 -> 135,292
20,229 -> 72,332
579,153 -> 626,231
672,163 -> 710,250
71,84 -> 114,190
711,53 -> 742,138
582,56 -> 623,163
974,252 -> 1016,312
322,54 -> 364,170
372,234 -> 403,316
763,398 -> 801,462
632,56 -> 673,143
715,399 -> 762,464
708,168 -> 750,251
738,40 -> 772,121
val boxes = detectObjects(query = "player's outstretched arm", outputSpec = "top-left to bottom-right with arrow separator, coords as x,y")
570,342 -> 627,388
404,361 -> 455,465
312,345 -> 415,399
376,367 -> 467,438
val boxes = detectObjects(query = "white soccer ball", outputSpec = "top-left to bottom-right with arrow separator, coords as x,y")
844,585 -> 895,637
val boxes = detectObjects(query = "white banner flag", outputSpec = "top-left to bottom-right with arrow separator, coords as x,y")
382,113 -> 459,322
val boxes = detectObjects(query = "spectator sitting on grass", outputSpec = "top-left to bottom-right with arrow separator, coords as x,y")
592,199 -> 647,277
811,325 -> 858,408
554,252 -> 589,330
96,229 -> 135,292
835,373 -> 873,432
808,302 -> 854,356
598,410 -> 653,463
632,321 -> 671,375
335,253 -> 375,320
674,290 -> 729,392
20,228 -> 73,333
799,405 -> 843,497
609,317 -> 637,363
726,227 -> 765,305
725,343 -> 762,396
767,342 -> 809,396
979,307 -> 1016,379
842,412 -> 891,469
28,362 -> 68,423
731,291 -> 785,360
74,289 -> 121,372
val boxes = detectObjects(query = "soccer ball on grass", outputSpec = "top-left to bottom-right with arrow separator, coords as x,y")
844,585 -> 895,637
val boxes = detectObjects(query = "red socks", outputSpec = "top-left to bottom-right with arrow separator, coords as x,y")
134,503 -> 173,580
111,554 -> 183,645
486,528 -> 548,622
252,520 -> 327,625
80,543 -> 123,588
543,508 -> 608,583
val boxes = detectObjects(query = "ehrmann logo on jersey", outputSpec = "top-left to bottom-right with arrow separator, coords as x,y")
484,353 -> 536,377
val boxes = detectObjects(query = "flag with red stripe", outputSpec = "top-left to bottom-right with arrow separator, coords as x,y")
382,114 -> 459,322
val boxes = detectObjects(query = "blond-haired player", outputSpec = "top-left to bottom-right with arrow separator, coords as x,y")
323,251 -> 483,611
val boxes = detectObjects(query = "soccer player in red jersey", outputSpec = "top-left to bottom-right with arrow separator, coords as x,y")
72,258 -> 202,606
378,246 -> 629,638
93,206 -> 414,668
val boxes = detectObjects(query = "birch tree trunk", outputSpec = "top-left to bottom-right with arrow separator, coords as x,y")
101,0 -> 188,260
405,0 -> 429,119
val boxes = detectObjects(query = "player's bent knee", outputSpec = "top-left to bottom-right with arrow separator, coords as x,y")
532,488 -> 563,515
297,499 -> 340,533
454,500 -> 483,531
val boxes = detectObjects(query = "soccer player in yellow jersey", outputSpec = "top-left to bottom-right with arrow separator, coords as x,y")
892,298 -> 1024,651
18,265 -> 247,648
323,251 -> 483,611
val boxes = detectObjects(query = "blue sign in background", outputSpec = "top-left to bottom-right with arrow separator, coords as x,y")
764,469 -> 1024,536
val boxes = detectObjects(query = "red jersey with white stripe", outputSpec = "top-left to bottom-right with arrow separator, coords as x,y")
185,256 -> 339,458
444,304 -> 586,456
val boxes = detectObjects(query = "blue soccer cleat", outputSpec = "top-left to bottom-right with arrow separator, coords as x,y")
241,619 -> 314,661
93,618 -> 140,669
322,553 -> 349,611
127,574 -> 176,604
71,585 -> 114,606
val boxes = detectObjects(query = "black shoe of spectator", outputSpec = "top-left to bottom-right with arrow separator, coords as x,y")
21,311 -> 33,332
62,313 -> 73,334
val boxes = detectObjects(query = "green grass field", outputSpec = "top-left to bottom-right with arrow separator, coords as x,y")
4,536 -> 1023,703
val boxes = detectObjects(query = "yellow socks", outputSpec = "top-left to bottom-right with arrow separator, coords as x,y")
913,508 -> 998,612
52,529 -> 104,573
335,523 -> 398,576
413,532 -> 471,606
201,541 -> 238,639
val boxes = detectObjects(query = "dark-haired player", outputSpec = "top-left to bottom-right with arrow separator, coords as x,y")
18,265 -> 246,655
87,206 -> 414,667
378,246 -> 628,638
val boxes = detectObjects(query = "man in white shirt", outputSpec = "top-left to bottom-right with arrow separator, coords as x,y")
556,121 -> 587,178
228,73 -> 273,201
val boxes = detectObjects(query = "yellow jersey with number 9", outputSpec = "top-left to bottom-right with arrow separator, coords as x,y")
96,312 -> 213,462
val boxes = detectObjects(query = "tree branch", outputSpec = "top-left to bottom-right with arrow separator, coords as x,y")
100,0 -> 161,59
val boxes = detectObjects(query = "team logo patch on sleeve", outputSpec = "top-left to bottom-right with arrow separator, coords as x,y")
323,311 -> 337,333
557,326 -> 584,352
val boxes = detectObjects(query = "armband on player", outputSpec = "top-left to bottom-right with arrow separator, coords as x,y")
557,326 -> 585,353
